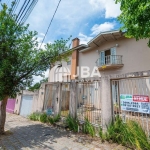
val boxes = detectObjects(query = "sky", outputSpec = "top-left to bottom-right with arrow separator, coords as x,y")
2,0 -> 122,83
26,0 -> 121,45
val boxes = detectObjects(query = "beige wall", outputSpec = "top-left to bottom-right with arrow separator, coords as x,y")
78,38 -> 150,78
31,83 -> 46,113
47,37 -> 150,80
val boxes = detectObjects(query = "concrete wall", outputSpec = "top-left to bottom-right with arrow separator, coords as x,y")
31,83 -> 46,113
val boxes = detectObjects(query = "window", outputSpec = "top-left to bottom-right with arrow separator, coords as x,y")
100,47 -> 116,65
67,61 -> 71,65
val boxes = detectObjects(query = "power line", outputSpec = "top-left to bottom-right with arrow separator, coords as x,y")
13,0 -> 20,14
39,0 -> 62,49
19,0 -> 38,24
16,0 -> 31,23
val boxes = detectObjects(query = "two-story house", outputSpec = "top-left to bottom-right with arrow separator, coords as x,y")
48,30 -> 150,127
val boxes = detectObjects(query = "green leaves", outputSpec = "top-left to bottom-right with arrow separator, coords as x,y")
116,0 -> 150,47
0,4 -> 71,100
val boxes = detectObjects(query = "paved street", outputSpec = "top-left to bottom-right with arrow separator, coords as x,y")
0,113 -> 129,150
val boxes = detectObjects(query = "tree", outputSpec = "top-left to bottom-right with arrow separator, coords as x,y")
116,0 -> 150,47
0,4 -> 71,134
28,78 -> 48,91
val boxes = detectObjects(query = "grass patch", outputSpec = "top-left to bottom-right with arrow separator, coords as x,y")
29,113 -> 61,124
99,116 -> 150,150
83,118 -> 95,137
39,113 -> 47,123
28,112 -> 41,121
65,115 -> 78,132
47,114 -> 61,124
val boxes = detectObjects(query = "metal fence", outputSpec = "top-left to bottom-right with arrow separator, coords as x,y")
77,81 -> 101,125
111,77 -> 150,136
43,81 -> 102,125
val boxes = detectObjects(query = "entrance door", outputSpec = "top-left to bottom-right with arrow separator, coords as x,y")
20,95 -> 33,117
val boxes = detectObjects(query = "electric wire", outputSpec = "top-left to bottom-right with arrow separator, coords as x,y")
39,0 -> 62,49
15,0 -> 26,21
16,0 -> 31,23
19,0 -> 37,24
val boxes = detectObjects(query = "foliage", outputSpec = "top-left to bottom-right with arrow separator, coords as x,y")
29,113 -> 61,125
39,113 -> 47,123
28,78 -> 48,91
83,118 -> 95,137
116,0 -> 150,47
29,113 -> 41,121
47,114 -> 61,124
65,115 -> 78,132
44,37 -> 72,68
0,3 -> 72,100
99,127 -> 106,142
99,116 -> 150,149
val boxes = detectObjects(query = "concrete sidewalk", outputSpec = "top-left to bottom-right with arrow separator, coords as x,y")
0,113 -> 129,150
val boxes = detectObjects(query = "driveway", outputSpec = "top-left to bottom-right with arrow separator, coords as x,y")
0,113 -> 128,150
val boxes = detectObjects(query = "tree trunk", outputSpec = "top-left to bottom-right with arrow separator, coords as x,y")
0,96 -> 8,134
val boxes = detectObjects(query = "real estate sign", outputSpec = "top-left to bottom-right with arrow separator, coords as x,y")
120,94 -> 150,114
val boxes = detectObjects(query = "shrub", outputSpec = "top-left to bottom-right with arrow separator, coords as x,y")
39,113 -> 47,123
99,116 -> 150,150
83,118 -> 95,137
66,115 -> 78,132
47,114 -> 61,125
29,113 -> 40,121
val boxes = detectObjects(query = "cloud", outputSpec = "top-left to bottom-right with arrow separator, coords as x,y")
27,0 -> 97,39
26,0 -> 121,42
89,0 -> 121,18
91,22 -> 116,35
79,33 -> 93,45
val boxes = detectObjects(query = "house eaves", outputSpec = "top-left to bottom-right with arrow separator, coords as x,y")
87,30 -> 125,48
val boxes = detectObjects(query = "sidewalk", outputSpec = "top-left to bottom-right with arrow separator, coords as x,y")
0,113 -> 129,150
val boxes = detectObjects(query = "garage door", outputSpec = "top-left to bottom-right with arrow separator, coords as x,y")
20,95 -> 33,117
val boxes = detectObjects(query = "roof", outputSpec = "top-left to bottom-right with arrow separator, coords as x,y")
77,30 -> 125,52
71,44 -> 88,50
88,30 -> 125,47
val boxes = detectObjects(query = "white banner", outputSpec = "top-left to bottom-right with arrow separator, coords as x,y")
120,94 -> 150,114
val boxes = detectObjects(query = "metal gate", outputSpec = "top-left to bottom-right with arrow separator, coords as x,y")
77,81 -> 101,125
44,83 -> 70,117
112,77 -> 150,136
20,95 -> 33,117
43,84 -> 57,112
60,83 -> 70,117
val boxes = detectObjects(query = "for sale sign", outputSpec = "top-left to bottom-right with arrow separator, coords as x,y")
120,94 -> 150,114
133,95 -> 149,102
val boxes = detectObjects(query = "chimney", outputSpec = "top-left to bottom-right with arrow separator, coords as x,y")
71,38 -> 80,80
72,38 -> 80,48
